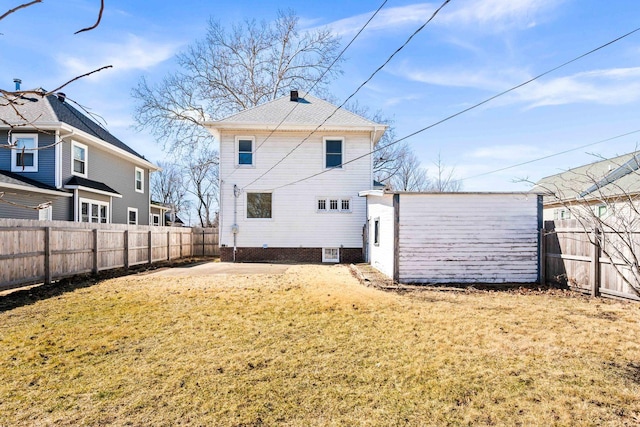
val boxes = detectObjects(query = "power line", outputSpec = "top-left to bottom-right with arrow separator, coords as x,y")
241,0 -> 452,190
222,0 -> 388,181
458,129 -> 640,182
269,25 -> 640,191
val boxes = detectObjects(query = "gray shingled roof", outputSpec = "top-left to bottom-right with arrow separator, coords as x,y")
211,93 -> 384,128
0,91 -> 146,160
0,170 -> 61,192
534,151 -> 640,202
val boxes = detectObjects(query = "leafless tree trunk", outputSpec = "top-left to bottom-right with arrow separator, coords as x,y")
150,161 -> 191,216
184,146 -> 219,227
428,153 -> 462,192
389,150 -> 431,191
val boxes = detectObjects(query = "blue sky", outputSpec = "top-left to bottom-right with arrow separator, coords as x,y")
2,0 -> 640,191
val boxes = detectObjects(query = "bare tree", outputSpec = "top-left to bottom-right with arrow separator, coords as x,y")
427,153 -> 462,192
150,161 -> 190,216
389,149 -> 431,191
533,151 -> 640,296
132,9 -> 343,152
184,146 -> 219,227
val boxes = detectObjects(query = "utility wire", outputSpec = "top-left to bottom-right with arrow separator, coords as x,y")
458,129 -> 640,182
222,0 -> 388,181
270,25 -> 640,191
242,0 -> 452,189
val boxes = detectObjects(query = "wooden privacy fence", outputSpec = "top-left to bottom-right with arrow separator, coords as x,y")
0,219 -> 219,291
542,220 -> 640,301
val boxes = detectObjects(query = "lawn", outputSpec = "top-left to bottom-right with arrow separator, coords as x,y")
1,264 -> 639,426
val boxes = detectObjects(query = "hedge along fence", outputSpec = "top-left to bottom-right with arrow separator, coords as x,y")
0,219 -> 218,291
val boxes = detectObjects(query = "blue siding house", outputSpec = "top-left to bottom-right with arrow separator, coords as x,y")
0,86 -> 160,225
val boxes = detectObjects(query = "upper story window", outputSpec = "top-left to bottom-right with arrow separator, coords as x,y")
324,138 -> 344,169
11,134 -> 38,172
236,136 -> 255,167
135,167 -> 144,193
71,141 -> 88,177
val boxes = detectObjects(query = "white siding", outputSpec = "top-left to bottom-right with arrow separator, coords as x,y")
219,130 -> 372,248
366,194 -> 395,277
398,194 -> 539,283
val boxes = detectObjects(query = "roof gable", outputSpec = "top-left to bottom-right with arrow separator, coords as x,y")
209,93 -> 384,129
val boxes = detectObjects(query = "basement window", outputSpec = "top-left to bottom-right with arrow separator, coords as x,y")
322,247 -> 339,263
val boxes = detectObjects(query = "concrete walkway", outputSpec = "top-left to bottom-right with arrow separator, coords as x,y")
145,261 -> 291,277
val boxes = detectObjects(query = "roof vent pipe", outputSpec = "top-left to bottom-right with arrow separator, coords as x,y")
13,78 -> 21,91
290,90 -> 299,102
57,92 -> 66,102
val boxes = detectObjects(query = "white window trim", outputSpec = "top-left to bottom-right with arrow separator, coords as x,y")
373,217 -> 380,246
128,207 -> 139,225
11,133 -> 38,172
322,247 -> 340,263
316,197 -> 352,213
135,167 -> 144,194
79,197 -> 109,223
39,205 -> 52,221
151,213 -> 160,226
323,137 -> 345,170
71,140 -> 88,178
235,136 -> 255,168
245,191 -> 273,220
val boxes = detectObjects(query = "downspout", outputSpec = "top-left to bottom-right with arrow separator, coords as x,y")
55,129 -> 61,188
74,189 -> 79,221
233,184 -> 240,262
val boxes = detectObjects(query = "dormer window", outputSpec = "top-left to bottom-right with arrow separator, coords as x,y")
236,136 -> 255,167
11,134 -> 38,172
71,141 -> 88,177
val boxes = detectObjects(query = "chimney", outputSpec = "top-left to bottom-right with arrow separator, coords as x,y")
57,92 -> 66,102
290,90 -> 299,102
13,78 -> 21,91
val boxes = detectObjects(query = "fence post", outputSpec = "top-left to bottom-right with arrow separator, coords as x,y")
202,229 -> 205,257
92,228 -> 99,275
539,228 -> 546,285
590,228 -> 601,297
167,230 -> 171,261
44,227 -> 52,284
148,229 -> 153,264
123,230 -> 129,269
179,232 -> 183,259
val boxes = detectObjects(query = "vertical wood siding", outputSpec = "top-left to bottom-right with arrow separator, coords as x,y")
397,193 -> 539,284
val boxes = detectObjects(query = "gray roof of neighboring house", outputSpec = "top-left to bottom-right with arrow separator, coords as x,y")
0,169 -> 60,192
534,151 -> 640,202
0,91 -> 146,160
210,92 -> 384,128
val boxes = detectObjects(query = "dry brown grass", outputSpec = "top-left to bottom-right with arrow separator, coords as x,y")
1,264 -> 639,426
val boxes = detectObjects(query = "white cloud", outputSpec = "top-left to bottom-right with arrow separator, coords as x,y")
467,144 -> 548,161
59,34 -> 181,78
321,0 -> 559,37
516,67 -> 640,107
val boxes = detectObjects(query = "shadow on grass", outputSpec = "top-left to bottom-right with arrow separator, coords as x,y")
0,257 -> 217,313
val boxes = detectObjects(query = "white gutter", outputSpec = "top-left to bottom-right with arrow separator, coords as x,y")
0,182 -> 73,197
63,184 -> 123,198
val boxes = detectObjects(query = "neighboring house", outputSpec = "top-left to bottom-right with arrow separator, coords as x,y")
150,202 -> 169,227
534,151 -> 640,221
0,86 -> 159,224
360,191 -> 542,283
205,90 -> 387,263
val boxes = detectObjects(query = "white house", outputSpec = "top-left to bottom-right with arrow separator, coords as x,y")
205,91 -> 387,263
360,191 -> 542,284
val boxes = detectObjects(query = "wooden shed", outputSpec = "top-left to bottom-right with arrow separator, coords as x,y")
359,191 -> 542,284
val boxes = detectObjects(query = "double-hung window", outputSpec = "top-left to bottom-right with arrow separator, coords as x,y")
71,141 -> 88,177
237,136 -> 255,167
324,138 -> 343,169
135,167 -> 144,193
11,134 -> 38,172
